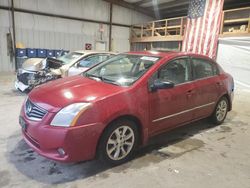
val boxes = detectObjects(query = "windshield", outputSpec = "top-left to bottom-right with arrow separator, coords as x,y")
84,54 -> 160,86
57,52 -> 83,64
78,54 -> 111,67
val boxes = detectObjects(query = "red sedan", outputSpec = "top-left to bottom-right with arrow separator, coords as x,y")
19,51 -> 234,165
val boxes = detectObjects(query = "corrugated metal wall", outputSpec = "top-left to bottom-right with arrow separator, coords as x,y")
112,5 -> 153,53
0,0 -> 152,72
0,8 -> 14,72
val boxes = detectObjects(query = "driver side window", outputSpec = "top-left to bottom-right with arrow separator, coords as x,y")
159,58 -> 191,85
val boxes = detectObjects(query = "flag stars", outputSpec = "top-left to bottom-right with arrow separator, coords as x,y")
188,0 -> 206,19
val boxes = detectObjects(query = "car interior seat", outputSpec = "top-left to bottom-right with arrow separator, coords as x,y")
134,60 -> 154,77
162,62 -> 185,84
194,64 -> 205,79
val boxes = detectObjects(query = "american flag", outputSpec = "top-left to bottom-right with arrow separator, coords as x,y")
182,0 -> 224,59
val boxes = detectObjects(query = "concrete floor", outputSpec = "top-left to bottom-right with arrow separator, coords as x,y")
0,73 -> 250,188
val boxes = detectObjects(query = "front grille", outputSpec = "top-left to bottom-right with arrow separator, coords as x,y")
25,99 -> 47,121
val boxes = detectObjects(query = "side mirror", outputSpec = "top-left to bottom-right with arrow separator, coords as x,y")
150,79 -> 174,91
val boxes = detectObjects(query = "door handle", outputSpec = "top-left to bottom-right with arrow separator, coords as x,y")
216,82 -> 223,86
187,90 -> 193,94
186,89 -> 195,97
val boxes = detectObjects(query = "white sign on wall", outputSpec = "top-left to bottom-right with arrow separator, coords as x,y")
96,41 -> 106,51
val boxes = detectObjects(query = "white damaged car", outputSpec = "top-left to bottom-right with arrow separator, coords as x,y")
15,51 -> 115,92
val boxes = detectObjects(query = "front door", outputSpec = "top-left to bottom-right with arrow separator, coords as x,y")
148,57 -> 197,134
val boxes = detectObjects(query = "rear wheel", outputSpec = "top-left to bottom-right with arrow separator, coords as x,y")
98,119 -> 138,165
211,97 -> 229,125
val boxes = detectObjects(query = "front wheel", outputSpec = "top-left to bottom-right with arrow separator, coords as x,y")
98,119 -> 139,165
211,97 -> 229,125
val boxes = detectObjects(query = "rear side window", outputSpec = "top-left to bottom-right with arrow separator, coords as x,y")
192,58 -> 217,79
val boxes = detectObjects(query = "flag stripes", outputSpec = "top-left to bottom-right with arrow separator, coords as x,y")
182,0 -> 224,59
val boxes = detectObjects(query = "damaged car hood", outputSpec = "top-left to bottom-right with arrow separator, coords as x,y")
21,58 -> 64,72
22,58 -> 44,71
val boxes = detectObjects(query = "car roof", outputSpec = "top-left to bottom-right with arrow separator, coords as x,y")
73,50 -> 214,62
126,50 -> 177,57
126,50 -> 215,62
74,50 -> 117,55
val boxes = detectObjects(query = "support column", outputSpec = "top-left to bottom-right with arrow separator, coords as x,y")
11,0 -> 17,70
109,3 -> 113,51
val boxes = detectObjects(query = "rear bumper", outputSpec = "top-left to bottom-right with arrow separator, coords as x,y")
20,109 -> 104,162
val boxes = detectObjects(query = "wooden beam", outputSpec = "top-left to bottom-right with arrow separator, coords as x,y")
219,33 -> 250,38
248,17 -> 250,34
223,6 -> 250,12
220,12 -> 224,34
180,17 -> 183,36
224,18 -> 249,24
152,22 -> 155,36
131,35 -> 183,43
103,0 -> 155,18
141,25 -> 143,38
165,20 -> 168,36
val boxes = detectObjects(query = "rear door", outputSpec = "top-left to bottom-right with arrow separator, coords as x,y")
191,57 -> 222,119
149,57 -> 197,134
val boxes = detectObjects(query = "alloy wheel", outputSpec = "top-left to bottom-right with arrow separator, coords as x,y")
106,125 -> 135,161
216,99 -> 228,122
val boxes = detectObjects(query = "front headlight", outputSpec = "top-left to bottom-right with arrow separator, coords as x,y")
50,103 -> 91,127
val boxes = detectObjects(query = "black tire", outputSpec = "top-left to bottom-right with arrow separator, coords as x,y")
211,96 -> 229,125
98,119 -> 139,166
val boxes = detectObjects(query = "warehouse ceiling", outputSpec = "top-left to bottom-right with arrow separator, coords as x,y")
104,0 -> 250,19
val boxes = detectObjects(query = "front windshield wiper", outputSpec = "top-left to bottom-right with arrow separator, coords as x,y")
85,73 -> 103,81
102,77 -> 120,86
85,73 -> 120,86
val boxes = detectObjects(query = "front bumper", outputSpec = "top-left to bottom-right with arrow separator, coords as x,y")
15,80 -> 29,92
20,108 -> 104,162
15,69 -> 37,92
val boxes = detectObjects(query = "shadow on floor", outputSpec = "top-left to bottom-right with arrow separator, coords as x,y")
2,89 -> 27,97
7,117 -> 230,185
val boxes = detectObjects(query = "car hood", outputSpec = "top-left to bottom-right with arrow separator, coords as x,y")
22,58 -> 44,71
22,57 -> 64,72
28,75 -> 125,112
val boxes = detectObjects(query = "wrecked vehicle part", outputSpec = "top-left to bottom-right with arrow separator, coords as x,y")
15,51 -> 116,92
15,58 -> 67,92
46,57 -> 63,69
21,58 -> 45,71
15,57 -> 65,92
15,68 -> 60,92
21,57 -> 63,71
